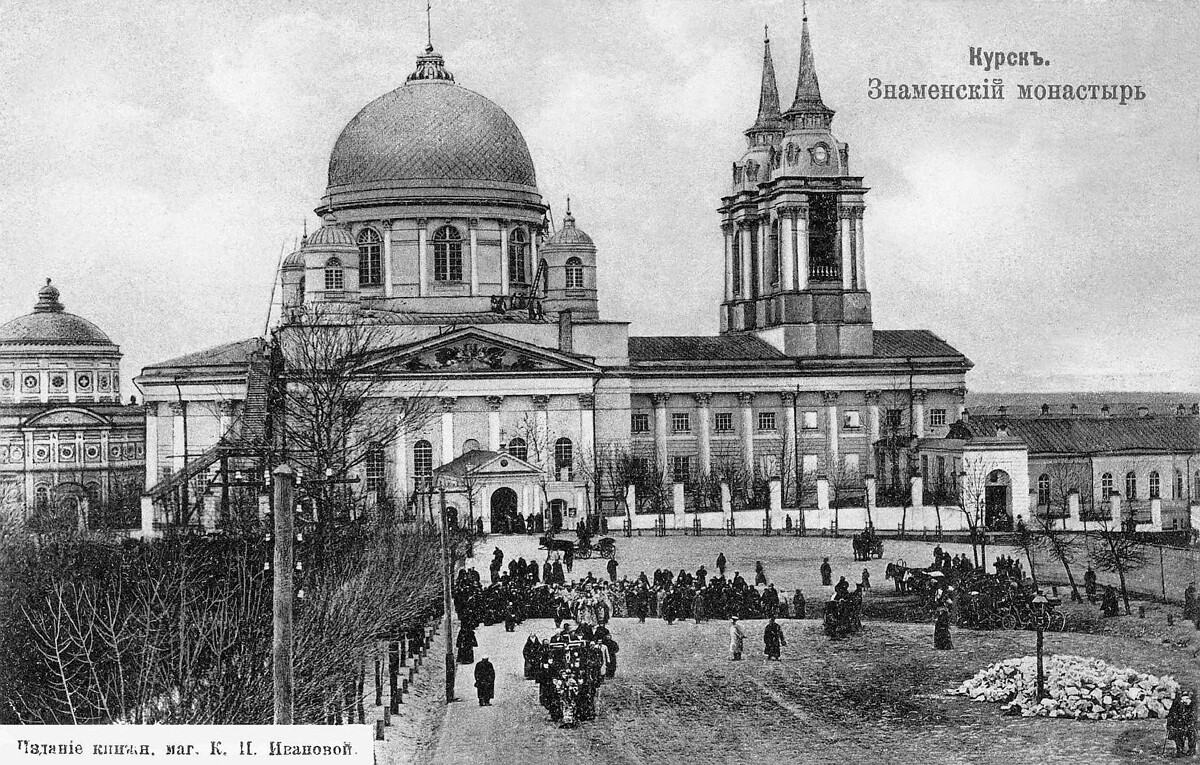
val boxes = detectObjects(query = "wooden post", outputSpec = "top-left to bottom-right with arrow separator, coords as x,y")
272,464 -> 295,725
374,648 -> 382,706
388,640 -> 400,715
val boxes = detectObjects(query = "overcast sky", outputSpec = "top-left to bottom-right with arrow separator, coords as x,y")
0,0 -> 1197,394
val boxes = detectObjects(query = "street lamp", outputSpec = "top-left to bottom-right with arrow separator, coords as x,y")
1031,592 -> 1049,701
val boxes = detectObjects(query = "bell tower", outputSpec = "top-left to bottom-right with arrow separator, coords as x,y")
718,15 -> 872,357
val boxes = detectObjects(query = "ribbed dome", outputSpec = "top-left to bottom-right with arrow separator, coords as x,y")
306,223 -> 355,248
326,80 -> 538,197
544,209 -> 594,247
0,280 -> 114,346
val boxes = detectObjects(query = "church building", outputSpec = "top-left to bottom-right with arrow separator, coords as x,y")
135,18 -> 975,536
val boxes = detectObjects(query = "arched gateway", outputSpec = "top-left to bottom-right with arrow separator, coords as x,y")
490,487 -> 519,534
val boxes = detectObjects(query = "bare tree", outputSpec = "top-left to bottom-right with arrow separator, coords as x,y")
1090,519 -> 1148,615
954,456 -> 991,568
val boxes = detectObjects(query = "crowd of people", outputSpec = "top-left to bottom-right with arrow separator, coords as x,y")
522,621 -> 619,726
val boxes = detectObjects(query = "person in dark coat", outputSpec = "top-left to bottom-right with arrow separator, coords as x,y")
456,624 -> 478,665
1167,687 -> 1196,756
697,565 -> 708,587
716,552 -> 727,577
563,546 -> 574,573
820,558 -> 833,586
934,607 -> 953,650
474,656 -> 495,706
755,561 -> 767,586
552,558 -> 565,585
834,576 -> 850,598
543,558 -> 553,585
793,589 -> 805,619
1101,585 -> 1120,617
607,557 -> 619,582
763,617 -> 786,661
861,568 -> 871,590
523,635 -> 542,680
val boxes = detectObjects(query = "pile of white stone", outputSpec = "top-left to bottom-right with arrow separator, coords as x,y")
948,654 -> 1179,720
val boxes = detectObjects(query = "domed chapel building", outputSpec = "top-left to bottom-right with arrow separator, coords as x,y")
0,280 -> 145,530
135,19 -> 986,536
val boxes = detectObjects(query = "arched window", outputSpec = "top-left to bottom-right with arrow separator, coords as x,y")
1149,470 -> 1160,499
1037,474 -> 1050,506
433,226 -> 463,281
324,258 -> 344,291
365,447 -> 386,494
34,485 -> 49,513
462,439 -> 480,454
413,440 -> 433,489
565,257 -> 584,289
1125,471 -> 1137,501
357,228 -> 382,286
1174,469 -> 1184,500
508,228 -> 528,284
506,437 -> 528,461
554,438 -> 573,471
1101,472 -> 1113,497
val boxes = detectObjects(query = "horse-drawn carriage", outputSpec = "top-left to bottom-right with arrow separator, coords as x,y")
823,594 -> 864,638
887,560 -> 1069,632
852,530 -> 884,561
538,534 -> 617,560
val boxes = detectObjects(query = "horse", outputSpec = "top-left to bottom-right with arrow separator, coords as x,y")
885,561 -> 909,593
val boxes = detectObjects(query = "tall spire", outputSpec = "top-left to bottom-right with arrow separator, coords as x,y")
748,25 -> 782,133
407,1 -> 454,82
785,10 -> 833,126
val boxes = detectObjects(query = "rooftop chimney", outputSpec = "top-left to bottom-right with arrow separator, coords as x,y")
1137,406 -> 1150,418
1069,403 -> 1078,416
1101,405 -> 1111,418
961,408 -> 970,424
1040,403 -> 1050,416
998,405 -> 1008,417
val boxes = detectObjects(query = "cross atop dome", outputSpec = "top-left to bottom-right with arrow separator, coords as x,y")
408,0 -> 454,83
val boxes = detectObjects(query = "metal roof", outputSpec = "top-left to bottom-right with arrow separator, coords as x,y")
967,414 -> 1200,455
628,335 -> 787,362
871,330 -> 963,359
142,338 -> 262,371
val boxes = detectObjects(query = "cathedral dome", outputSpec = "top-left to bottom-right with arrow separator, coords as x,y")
0,280 -> 114,347
321,47 -> 540,213
544,208 -> 594,248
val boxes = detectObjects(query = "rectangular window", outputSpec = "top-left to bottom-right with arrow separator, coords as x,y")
802,454 -> 818,474
843,453 -> 860,476
671,412 -> 691,433
843,410 -> 861,429
324,266 -> 344,291
757,411 -> 776,431
631,413 -> 650,434
929,408 -> 947,427
802,411 -> 819,430
671,455 -> 692,484
885,409 -> 903,430
365,449 -> 386,494
714,412 -> 733,432
937,456 -> 946,490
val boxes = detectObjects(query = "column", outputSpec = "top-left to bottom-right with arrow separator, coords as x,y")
394,430 -> 408,504
853,207 -> 866,290
439,397 -> 457,464
694,393 -> 712,475
739,222 -> 752,299
468,218 -> 479,295
217,400 -> 235,437
738,392 -> 755,470
381,219 -> 394,297
794,206 -> 809,290
781,391 -> 797,489
417,218 -> 429,297
578,394 -> 595,460
499,220 -> 510,295
756,218 -> 767,295
838,206 -> 854,290
865,391 -> 881,475
168,401 -> 185,471
913,389 -> 927,438
533,395 -> 550,469
486,396 -> 503,452
780,209 -> 795,291
722,223 -> 734,301
952,387 -> 967,423
144,402 -> 159,486
823,391 -> 839,467
651,393 -> 669,473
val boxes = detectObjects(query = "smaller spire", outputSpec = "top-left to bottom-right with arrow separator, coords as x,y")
785,11 -> 834,128
747,27 -> 782,134
563,197 -> 575,228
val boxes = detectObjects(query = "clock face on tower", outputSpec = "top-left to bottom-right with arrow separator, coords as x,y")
811,145 -> 829,165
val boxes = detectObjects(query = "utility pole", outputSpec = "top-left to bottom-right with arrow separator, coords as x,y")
439,488 -> 456,703
272,464 -> 295,724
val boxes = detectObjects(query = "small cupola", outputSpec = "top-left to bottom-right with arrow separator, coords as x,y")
540,199 -> 599,321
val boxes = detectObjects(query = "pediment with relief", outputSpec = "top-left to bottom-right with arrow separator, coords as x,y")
357,328 -> 598,375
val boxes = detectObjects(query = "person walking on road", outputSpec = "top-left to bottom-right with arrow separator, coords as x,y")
729,616 -> 745,661
755,561 -> 767,586
763,617 -> 786,661
716,552 -> 727,578
820,558 -> 833,586
607,557 -> 619,582
474,656 -> 495,706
